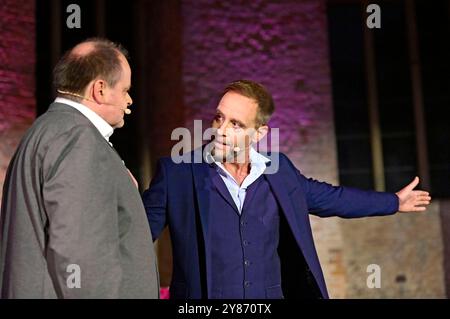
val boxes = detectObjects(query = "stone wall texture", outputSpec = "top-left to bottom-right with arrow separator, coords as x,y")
0,0 -> 36,203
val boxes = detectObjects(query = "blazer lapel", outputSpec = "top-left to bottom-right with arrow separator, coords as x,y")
191,162 -> 214,240
192,159 -> 217,297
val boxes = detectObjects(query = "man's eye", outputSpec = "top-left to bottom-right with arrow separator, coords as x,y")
231,121 -> 242,129
214,115 -> 222,121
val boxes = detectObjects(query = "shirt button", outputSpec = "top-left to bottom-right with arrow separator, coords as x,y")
244,281 -> 251,288
244,260 -> 251,267
240,220 -> 246,226
243,240 -> 249,246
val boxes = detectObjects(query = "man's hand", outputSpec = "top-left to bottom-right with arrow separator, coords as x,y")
396,176 -> 431,212
127,169 -> 139,189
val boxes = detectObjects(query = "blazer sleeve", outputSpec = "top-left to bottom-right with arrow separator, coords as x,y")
283,156 -> 399,218
142,158 -> 168,241
42,125 -> 122,298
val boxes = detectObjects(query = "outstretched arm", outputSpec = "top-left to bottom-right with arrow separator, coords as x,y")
297,171 -> 400,218
298,172 -> 431,218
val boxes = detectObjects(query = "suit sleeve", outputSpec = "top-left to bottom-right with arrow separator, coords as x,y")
283,156 -> 399,218
142,158 -> 168,241
42,125 -> 122,298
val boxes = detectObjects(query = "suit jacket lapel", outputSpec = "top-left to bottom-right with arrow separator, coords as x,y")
191,160 -> 216,297
191,162 -> 213,241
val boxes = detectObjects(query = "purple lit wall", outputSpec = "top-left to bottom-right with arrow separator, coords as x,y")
182,0 -> 337,175
0,0 -> 36,203
181,0 -> 346,297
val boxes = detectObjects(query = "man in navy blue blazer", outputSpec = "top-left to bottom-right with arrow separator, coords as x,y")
142,80 -> 431,299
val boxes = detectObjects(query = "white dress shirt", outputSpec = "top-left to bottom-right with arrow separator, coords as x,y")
54,97 -> 114,145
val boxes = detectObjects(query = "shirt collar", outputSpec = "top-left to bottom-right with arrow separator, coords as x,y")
249,146 -> 271,166
210,146 -> 270,189
54,97 -> 114,142
206,146 -> 271,171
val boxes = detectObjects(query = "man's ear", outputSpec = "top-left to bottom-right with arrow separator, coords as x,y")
92,79 -> 107,104
252,125 -> 269,144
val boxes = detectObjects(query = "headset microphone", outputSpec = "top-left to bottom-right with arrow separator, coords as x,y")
57,90 -> 132,115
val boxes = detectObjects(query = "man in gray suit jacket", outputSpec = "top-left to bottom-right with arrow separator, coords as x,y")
0,38 -> 159,298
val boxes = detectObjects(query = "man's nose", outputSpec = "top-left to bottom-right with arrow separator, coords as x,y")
217,121 -> 228,136
127,93 -> 133,106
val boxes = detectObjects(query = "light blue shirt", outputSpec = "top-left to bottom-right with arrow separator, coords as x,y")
212,148 -> 271,214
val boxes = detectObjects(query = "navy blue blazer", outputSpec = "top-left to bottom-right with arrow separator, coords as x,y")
142,150 -> 399,299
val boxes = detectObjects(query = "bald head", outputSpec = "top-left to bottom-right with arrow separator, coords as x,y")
71,41 -> 96,57
53,38 -> 129,100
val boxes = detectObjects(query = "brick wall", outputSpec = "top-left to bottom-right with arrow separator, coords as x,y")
0,0 -> 36,203
340,202 -> 445,298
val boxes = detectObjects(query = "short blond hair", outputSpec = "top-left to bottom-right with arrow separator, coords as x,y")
222,80 -> 275,127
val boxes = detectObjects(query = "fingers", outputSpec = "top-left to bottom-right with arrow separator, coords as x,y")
414,192 -> 431,206
399,206 -> 427,213
405,176 -> 420,192
402,206 -> 427,212
400,200 -> 430,212
412,191 -> 431,200
415,195 -> 431,201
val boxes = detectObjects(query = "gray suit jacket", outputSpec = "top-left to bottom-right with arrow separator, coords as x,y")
0,102 -> 159,298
